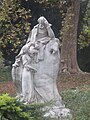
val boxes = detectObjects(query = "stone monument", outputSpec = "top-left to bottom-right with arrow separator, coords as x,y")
12,16 -> 72,119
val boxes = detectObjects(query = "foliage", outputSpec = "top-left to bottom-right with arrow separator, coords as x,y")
0,66 -> 11,82
34,0 -> 69,11
0,51 -> 4,69
78,0 -> 90,49
0,51 -> 11,82
0,0 -> 31,65
0,94 -> 45,120
60,85 -> 90,120
35,0 -> 67,4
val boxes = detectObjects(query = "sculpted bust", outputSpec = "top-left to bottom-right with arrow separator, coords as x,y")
12,16 -> 72,119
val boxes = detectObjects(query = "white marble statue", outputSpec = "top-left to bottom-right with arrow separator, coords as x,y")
12,16 -> 72,119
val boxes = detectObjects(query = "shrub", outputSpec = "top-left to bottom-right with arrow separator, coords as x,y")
0,94 -> 44,120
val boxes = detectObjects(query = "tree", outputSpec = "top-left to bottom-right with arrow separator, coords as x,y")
60,0 -> 81,74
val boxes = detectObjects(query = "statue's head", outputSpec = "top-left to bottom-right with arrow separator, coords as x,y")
38,16 -> 47,25
37,16 -> 51,29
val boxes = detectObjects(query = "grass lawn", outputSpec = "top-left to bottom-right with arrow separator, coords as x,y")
60,85 -> 90,120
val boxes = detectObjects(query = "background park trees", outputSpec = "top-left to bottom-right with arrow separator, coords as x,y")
0,0 -> 31,65
0,0 -> 90,73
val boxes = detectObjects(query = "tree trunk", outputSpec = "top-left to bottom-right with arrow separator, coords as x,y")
60,0 -> 81,74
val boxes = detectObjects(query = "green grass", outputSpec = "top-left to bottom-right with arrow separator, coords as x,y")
60,85 -> 90,120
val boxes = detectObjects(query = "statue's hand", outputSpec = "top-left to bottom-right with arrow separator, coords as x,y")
29,49 -> 38,54
12,63 -> 19,67
44,20 -> 51,28
25,65 -> 37,72
34,43 -> 40,50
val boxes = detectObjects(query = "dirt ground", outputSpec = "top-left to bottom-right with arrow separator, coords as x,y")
57,73 -> 90,90
0,73 -> 90,95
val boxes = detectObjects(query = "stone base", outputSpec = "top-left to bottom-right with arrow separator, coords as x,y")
44,108 -> 72,120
